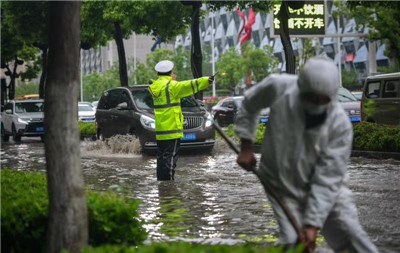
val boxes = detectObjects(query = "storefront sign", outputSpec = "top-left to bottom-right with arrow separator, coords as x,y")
271,1 -> 327,38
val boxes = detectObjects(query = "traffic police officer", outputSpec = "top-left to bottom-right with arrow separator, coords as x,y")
149,60 -> 213,180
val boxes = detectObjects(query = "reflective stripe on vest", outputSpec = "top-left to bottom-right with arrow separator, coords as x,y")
153,103 -> 181,109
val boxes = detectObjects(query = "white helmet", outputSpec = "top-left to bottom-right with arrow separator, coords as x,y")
155,60 -> 174,73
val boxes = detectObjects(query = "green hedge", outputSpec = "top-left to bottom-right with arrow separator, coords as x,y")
1,169 -> 147,252
353,122 -> 400,152
224,122 -> 400,152
79,121 -> 96,136
225,124 -> 266,145
83,242 -> 304,253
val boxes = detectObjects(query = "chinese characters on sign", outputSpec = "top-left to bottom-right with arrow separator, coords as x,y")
272,1 -> 326,37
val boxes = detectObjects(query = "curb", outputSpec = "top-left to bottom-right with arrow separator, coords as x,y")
351,150 -> 400,160
254,145 -> 400,160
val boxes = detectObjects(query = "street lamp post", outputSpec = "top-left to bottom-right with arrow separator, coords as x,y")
211,12 -> 216,97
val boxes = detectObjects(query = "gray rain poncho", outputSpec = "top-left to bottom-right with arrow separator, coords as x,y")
235,57 -> 378,252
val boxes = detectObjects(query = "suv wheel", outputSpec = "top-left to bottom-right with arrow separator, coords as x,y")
1,124 -> 9,142
12,124 -> 21,142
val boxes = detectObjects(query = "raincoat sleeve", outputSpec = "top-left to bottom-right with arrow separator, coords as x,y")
170,77 -> 211,99
304,113 -> 353,228
235,74 -> 292,141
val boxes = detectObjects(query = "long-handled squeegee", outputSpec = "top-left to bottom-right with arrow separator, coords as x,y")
213,121 -> 302,236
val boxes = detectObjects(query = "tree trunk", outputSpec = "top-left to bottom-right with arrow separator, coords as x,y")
45,2 -> 88,253
114,21 -> 128,87
6,56 -> 19,100
279,1 -> 296,74
39,48 -> 48,99
190,2 -> 203,100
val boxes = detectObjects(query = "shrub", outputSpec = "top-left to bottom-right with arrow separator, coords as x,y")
353,122 -> 400,152
79,121 -> 96,136
224,123 -> 265,145
1,169 -> 147,252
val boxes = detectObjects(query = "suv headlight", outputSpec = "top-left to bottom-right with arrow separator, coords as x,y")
140,114 -> 155,130
18,118 -> 29,124
205,112 -> 213,128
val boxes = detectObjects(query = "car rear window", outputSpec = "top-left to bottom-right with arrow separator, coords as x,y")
337,88 -> 358,102
15,102 -> 44,113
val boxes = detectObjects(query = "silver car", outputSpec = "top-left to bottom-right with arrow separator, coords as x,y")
338,87 -> 361,123
1,99 -> 44,142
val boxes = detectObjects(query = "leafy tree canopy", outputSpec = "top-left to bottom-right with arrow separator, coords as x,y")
242,43 -> 279,83
340,1 -> 400,65
216,48 -> 244,91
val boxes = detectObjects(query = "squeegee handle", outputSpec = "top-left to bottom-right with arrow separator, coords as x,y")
213,121 -> 302,236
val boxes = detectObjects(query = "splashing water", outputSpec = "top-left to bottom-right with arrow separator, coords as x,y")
81,135 -> 142,157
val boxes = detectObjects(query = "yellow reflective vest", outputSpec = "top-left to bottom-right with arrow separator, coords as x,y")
149,75 -> 211,141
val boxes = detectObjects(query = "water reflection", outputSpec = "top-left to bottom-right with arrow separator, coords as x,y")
1,138 -> 399,252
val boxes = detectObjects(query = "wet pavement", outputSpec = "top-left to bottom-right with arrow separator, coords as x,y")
1,137 -> 399,252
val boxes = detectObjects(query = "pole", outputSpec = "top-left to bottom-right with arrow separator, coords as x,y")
337,17 -> 342,87
80,50 -> 83,102
211,12 -> 216,97
133,33 -> 137,85
212,121 -> 302,236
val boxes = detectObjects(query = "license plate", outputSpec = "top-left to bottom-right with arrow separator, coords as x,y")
36,127 -> 44,132
260,117 -> 268,123
350,116 -> 360,122
182,133 -> 196,141
83,118 -> 95,122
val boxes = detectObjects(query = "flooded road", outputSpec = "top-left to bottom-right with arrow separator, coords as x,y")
1,137 -> 399,252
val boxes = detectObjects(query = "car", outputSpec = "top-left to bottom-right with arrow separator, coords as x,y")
91,101 -> 99,110
361,72 -> 400,125
95,85 -> 215,152
1,99 -> 44,142
351,91 -> 363,101
78,102 -> 96,122
211,96 -> 270,127
337,87 -> 361,123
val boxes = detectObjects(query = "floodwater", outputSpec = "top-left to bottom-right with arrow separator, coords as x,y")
1,136 -> 399,253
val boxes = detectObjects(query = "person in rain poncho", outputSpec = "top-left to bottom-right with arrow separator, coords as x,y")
235,57 -> 378,252
149,60 -> 213,180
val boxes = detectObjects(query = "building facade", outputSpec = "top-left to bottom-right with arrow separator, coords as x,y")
175,3 -> 391,85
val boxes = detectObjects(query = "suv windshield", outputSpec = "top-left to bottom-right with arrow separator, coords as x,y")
15,102 -> 44,113
132,90 -> 198,109
337,88 -> 358,102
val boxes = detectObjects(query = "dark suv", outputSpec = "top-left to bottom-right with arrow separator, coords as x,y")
96,85 -> 215,152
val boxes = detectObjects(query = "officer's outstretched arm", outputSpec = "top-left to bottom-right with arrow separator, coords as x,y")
170,77 -> 211,99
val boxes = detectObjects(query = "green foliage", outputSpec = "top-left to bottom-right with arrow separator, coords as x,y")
377,61 -> 400,74
83,242 -> 304,253
132,46 -> 194,85
1,169 -> 147,252
1,1 -> 46,79
1,169 -> 48,253
15,82 -> 39,97
216,48 -> 245,91
82,64 -> 120,101
353,122 -> 400,152
342,69 -> 360,88
225,123 -> 266,145
87,191 -> 146,246
79,122 -> 96,136
341,1 -> 400,65
242,43 -> 279,83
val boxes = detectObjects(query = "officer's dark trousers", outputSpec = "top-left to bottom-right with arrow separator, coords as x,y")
156,139 -> 181,180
